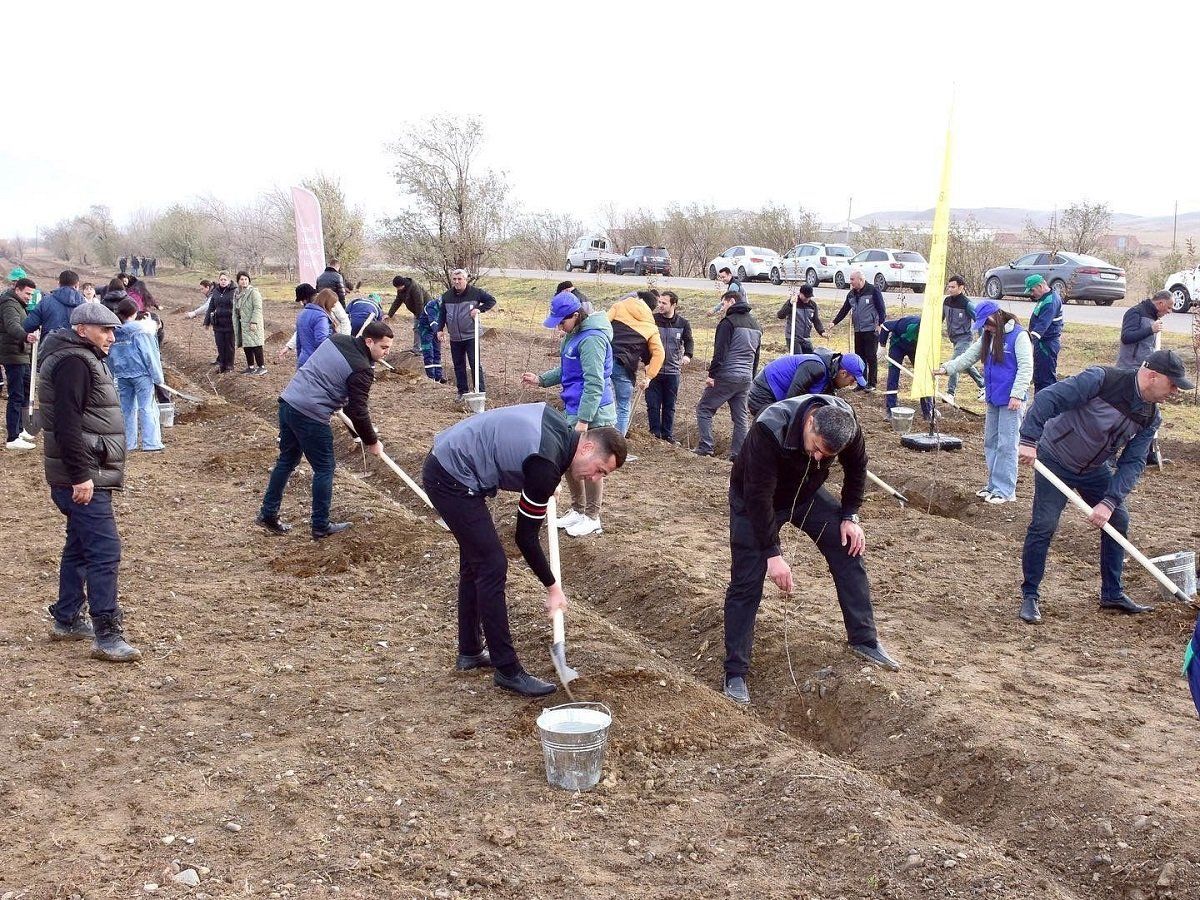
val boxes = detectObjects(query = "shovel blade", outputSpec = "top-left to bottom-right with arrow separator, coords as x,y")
550,640 -> 578,686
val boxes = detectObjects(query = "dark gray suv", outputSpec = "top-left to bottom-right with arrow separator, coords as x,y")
613,246 -> 672,276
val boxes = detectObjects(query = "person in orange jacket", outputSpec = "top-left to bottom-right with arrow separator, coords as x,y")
606,291 -> 664,435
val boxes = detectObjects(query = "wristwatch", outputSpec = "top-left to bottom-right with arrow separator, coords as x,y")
842,514 -> 861,524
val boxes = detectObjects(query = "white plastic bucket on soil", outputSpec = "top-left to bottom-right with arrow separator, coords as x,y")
1149,551 -> 1197,601
463,392 -> 486,414
536,702 -> 612,792
890,406 -> 914,435
159,402 -> 175,428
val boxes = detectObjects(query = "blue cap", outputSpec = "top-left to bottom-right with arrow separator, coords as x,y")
840,352 -> 869,388
543,290 -> 582,328
972,300 -> 1001,330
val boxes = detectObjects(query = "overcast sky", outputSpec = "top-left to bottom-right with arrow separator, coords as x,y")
4,0 -> 1197,238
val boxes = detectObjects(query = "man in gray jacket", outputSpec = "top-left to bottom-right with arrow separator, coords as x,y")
438,269 -> 497,400
695,292 -> 762,459
1116,291 -> 1171,368
942,275 -> 984,396
831,270 -> 887,389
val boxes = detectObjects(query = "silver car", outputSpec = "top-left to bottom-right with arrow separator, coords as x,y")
983,251 -> 1125,305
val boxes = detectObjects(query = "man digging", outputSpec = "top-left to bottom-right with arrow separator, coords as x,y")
721,394 -> 900,705
422,403 -> 626,697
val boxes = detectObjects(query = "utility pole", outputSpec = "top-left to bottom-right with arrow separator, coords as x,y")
1172,200 -> 1178,252
845,196 -> 853,244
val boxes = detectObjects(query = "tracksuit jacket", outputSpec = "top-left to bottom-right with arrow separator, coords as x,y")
709,300 -> 762,381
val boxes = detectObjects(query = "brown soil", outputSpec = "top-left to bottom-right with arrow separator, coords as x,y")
2,261 -> 1199,899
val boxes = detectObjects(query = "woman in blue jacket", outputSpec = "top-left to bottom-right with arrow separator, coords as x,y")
294,288 -> 338,368
108,299 -> 165,451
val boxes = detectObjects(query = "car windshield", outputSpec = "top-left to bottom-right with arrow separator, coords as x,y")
895,251 -> 926,263
826,246 -> 853,257
1063,252 -> 1114,267
754,248 -> 779,257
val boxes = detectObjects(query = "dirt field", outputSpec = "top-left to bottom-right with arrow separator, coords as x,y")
2,262 -> 1199,899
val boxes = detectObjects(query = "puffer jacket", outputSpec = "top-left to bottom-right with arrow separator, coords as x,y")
234,286 -> 265,348
709,300 -> 762,381
315,267 -> 347,304
607,295 -> 665,380
295,302 -> 334,367
23,285 -> 85,335
204,283 -> 236,331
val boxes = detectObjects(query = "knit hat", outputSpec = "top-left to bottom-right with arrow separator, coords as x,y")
70,303 -> 122,327
295,283 -> 317,303
1024,274 -> 1046,292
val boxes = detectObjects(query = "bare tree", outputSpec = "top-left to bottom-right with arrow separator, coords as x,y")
662,203 -> 733,278
151,204 -> 216,267
507,210 -> 583,269
380,116 -> 510,289
734,203 -> 819,256
302,172 -> 367,271
1024,201 -> 1111,255
196,193 -> 291,274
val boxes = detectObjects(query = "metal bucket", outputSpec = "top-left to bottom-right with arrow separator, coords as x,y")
159,402 -> 175,428
890,406 -> 915,435
463,392 -> 486,414
536,702 -> 612,792
1149,551 -> 1197,601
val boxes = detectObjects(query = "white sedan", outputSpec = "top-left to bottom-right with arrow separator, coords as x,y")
707,245 -> 783,282
844,248 -> 928,293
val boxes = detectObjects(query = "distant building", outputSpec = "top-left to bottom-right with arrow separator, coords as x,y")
1098,234 -> 1140,253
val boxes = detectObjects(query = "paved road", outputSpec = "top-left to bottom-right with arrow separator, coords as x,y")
492,268 -> 1196,335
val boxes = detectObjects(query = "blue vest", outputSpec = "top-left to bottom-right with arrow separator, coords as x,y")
764,354 -> 827,401
560,328 -> 613,416
984,324 -> 1024,407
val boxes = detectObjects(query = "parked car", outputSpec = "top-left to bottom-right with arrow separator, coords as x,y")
566,233 -> 623,273
843,248 -> 929,293
613,245 -> 672,276
1162,264 -> 1199,313
982,251 -> 1125,305
779,242 -> 856,287
706,246 -> 783,282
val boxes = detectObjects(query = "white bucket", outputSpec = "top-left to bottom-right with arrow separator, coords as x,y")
536,702 -> 612,792
159,402 -> 175,428
1149,551 -> 1197,602
890,406 -> 915,435
463,392 -> 486,414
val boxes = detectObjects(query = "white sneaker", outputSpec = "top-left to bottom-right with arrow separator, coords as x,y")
18,430 -> 35,442
565,515 -> 602,537
556,509 -> 584,530
5,438 -> 35,450
976,389 -> 987,402
984,493 -> 1015,504
975,488 -> 992,499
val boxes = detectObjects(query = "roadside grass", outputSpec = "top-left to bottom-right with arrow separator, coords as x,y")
158,269 -> 1200,437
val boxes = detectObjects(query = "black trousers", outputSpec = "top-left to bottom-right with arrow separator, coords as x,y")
645,372 -> 680,439
724,485 -> 878,678
214,328 -> 236,371
450,338 -> 485,396
853,330 -> 878,387
243,346 -> 264,367
422,455 -> 520,674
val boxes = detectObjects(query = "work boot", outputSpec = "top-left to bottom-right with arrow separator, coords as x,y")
255,514 -> 292,535
312,522 -> 351,540
1099,594 -> 1155,615
723,674 -> 750,705
493,669 -> 556,697
455,650 -> 493,671
849,642 -> 901,671
49,611 -> 94,642
1019,596 -> 1042,624
90,614 -> 142,662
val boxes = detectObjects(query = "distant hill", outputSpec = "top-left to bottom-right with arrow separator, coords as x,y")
854,207 -> 1186,234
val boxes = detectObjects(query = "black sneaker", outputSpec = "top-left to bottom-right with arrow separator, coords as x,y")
1019,596 -> 1042,624
312,521 -> 351,540
723,674 -> 750,705
849,642 -> 901,671
493,669 -> 556,697
49,614 -> 94,642
455,650 -> 493,671
255,514 -> 292,535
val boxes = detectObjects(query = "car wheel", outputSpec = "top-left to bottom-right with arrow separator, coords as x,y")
1096,298 -> 1116,306
805,269 -> 819,288
1170,285 -> 1191,313
737,266 -> 748,280
984,276 -> 1003,300
873,273 -> 888,293
565,260 -> 573,272
708,265 -> 718,280
1050,279 -> 1067,303
912,283 -> 926,294
770,267 -> 782,285
585,261 -> 596,274
834,272 -> 846,290
634,263 -> 644,276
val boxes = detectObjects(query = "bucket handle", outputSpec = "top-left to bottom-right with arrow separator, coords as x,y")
542,701 -> 612,721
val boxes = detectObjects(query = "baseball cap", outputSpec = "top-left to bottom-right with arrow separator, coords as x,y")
839,352 -> 869,388
543,290 -> 582,328
972,299 -> 1001,330
1143,349 -> 1195,390
1025,274 -> 1046,292
70,303 -> 122,328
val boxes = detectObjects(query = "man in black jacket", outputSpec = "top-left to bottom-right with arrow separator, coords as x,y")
722,394 -> 900,704
315,260 -> 348,307
1116,290 -> 1171,369
831,270 -> 887,388
695,292 -> 761,459
647,290 -> 693,442
387,275 -> 432,353
38,303 -> 141,662
438,268 -> 497,399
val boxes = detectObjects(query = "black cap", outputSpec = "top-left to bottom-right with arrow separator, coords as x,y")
1144,349 -> 1195,390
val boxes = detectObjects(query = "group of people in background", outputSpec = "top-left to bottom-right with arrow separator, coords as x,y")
118,255 -> 157,278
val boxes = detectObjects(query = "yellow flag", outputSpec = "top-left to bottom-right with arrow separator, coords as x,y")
910,114 -> 954,400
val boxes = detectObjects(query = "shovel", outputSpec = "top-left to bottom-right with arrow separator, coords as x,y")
546,496 -> 579,697
21,338 -> 40,437
159,383 -> 204,404
462,313 -> 486,413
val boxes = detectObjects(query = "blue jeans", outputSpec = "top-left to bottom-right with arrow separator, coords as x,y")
4,362 -> 29,441
611,365 -> 635,436
117,375 -> 163,451
50,486 -> 121,622
1021,454 -> 1130,602
983,402 -> 1023,499
450,338 -> 484,396
645,372 -> 679,440
884,348 -> 933,419
946,337 -> 984,394
260,400 -> 336,530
